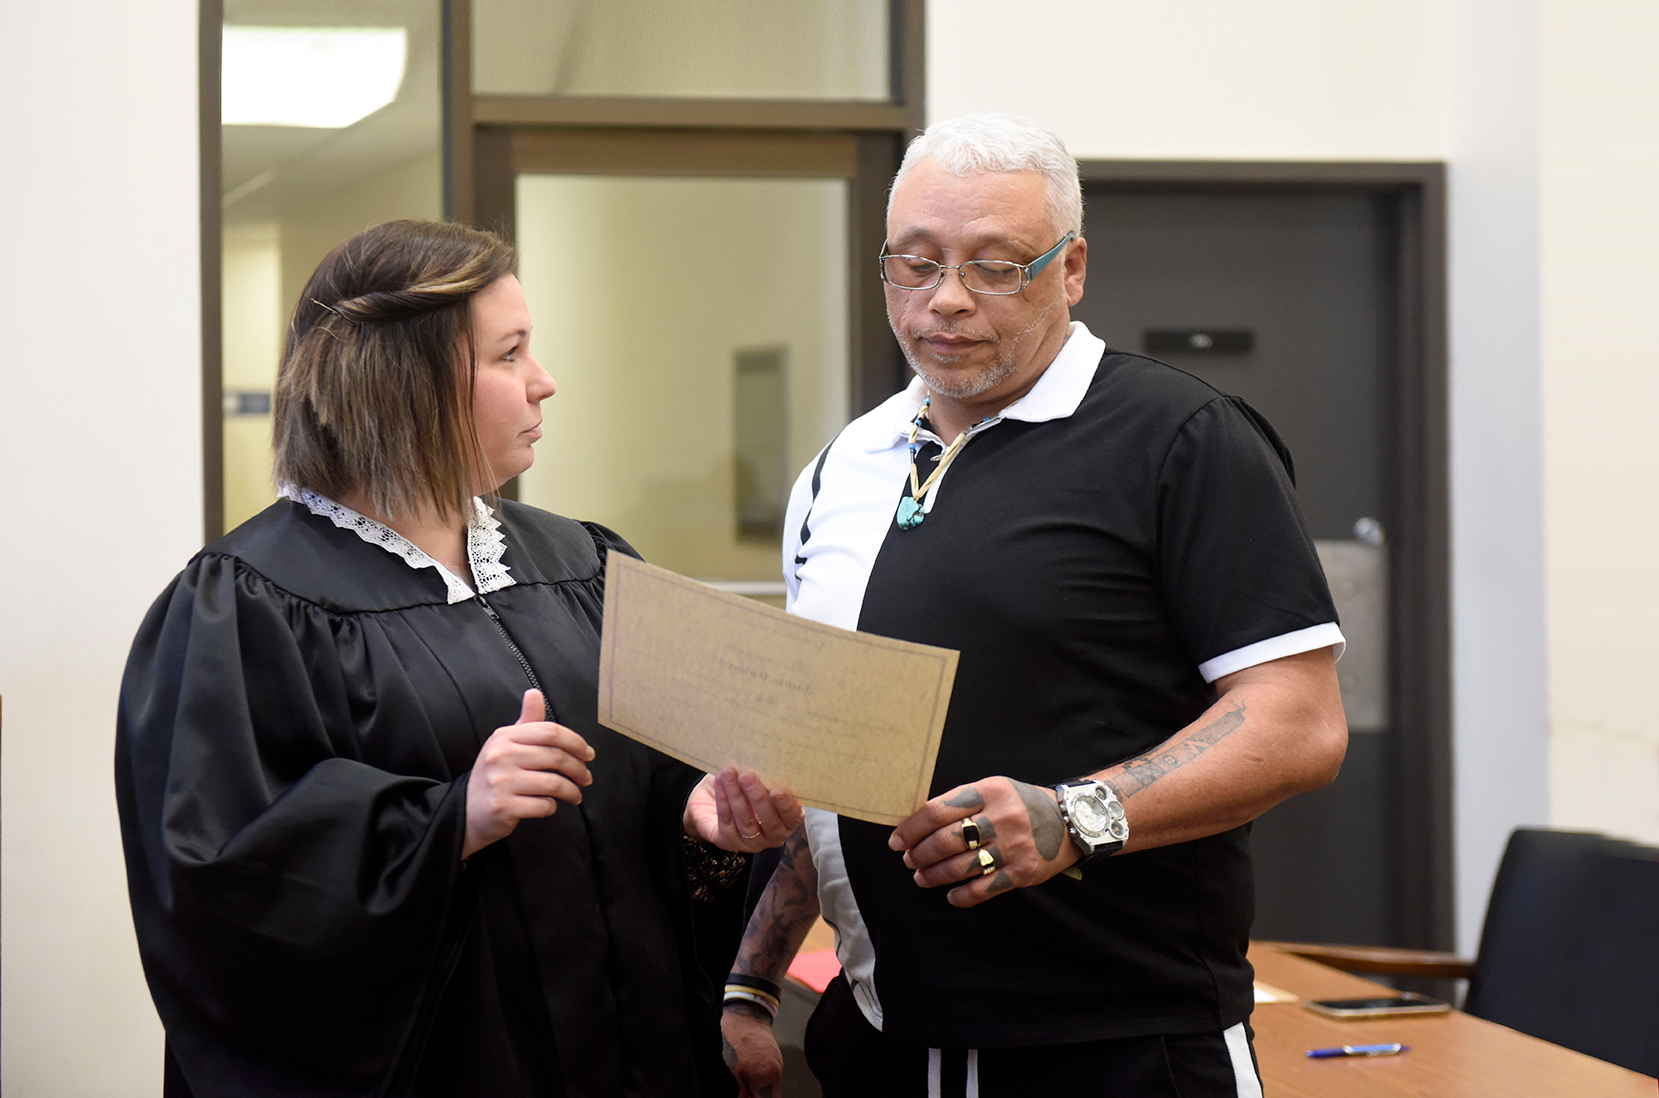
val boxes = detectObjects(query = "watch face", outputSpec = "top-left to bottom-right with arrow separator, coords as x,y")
1070,794 -> 1110,836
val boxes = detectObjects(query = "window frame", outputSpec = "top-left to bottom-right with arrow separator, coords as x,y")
201,0 -> 924,537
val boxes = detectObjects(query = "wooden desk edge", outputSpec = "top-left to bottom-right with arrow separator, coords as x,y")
1247,942 -> 1657,1097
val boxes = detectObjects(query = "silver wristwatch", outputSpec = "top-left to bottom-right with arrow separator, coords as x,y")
1053,778 -> 1128,861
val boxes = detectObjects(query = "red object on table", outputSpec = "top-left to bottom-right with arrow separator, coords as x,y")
787,949 -> 841,994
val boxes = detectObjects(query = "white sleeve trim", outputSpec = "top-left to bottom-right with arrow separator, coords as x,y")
1197,622 -> 1346,683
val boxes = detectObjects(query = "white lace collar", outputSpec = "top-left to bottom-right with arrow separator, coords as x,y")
280,486 -> 515,605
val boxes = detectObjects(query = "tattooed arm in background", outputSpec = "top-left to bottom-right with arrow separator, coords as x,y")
890,647 -> 1347,908
721,828 -> 820,1098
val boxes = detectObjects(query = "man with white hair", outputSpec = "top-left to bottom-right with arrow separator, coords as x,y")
720,114 -> 1348,1096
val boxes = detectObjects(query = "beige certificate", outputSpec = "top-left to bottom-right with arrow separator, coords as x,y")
598,551 -> 958,825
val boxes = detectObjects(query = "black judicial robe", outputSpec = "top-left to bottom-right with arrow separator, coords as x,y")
116,499 -> 737,1098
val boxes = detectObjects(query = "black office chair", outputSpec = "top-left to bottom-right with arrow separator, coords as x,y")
1267,828 -> 1659,1077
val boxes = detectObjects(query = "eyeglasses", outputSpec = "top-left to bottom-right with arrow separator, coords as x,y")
879,231 -> 1076,295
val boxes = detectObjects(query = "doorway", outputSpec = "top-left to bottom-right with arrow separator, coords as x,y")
512,172 -> 851,591
467,127 -> 907,599
1074,164 -> 1450,950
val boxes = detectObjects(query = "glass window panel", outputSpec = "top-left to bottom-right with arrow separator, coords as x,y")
515,175 -> 851,599
221,0 -> 443,529
473,0 -> 889,101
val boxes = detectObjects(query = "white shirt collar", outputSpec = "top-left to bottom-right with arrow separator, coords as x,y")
863,321 -> 1108,452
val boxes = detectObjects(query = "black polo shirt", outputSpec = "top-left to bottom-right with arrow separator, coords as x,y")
785,323 -> 1341,1048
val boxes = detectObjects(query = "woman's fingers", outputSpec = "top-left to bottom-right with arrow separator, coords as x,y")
721,767 -> 803,844
496,764 -> 589,806
463,711 -> 600,857
712,770 -> 738,834
484,720 -> 595,784
684,769 -> 801,851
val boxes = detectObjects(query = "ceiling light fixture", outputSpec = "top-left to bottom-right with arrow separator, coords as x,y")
223,25 -> 408,129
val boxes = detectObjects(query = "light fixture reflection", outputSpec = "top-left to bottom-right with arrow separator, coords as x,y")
223,26 -> 407,129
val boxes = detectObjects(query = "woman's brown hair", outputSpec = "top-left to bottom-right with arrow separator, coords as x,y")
273,219 -> 517,524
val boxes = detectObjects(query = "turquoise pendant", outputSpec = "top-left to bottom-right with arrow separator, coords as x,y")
896,496 -> 925,530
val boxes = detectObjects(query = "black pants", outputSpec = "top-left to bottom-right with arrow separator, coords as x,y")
803,974 -> 1261,1098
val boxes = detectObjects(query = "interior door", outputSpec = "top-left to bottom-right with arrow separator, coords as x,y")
1073,185 -> 1411,946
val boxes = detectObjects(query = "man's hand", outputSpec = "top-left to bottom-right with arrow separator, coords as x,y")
888,777 -> 1078,908
463,689 -> 594,859
685,767 -> 803,852
721,1002 -> 783,1098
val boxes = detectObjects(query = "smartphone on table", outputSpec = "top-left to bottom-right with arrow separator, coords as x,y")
1303,993 -> 1450,1019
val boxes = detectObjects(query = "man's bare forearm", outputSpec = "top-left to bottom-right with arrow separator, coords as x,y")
1090,648 -> 1348,852
733,827 -> 820,984
1112,700 -> 1249,801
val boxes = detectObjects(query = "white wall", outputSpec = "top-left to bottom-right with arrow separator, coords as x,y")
1539,0 -> 1659,841
929,0 -> 1448,160
1442,0 -> 1552,955
0,1 -> 199,1093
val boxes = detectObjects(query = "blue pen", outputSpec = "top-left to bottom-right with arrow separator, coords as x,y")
1306,1043 -> 1409,1059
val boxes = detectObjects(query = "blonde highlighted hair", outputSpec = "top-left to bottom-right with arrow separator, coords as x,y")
273,220 -> 516,524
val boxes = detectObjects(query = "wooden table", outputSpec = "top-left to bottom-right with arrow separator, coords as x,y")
1248,942 -> 1657,1097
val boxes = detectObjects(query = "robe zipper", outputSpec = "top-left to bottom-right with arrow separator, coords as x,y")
475,594 -> 546,697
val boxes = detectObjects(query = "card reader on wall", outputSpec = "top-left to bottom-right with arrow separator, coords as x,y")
1143,328 -> 1254,356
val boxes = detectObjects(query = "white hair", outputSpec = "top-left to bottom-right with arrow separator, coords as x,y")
889,113 -> 1083,237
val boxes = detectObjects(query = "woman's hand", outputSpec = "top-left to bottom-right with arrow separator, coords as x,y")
721,1003 -> 784,1097
463,690 -> 594,859
684,767 -> 803,852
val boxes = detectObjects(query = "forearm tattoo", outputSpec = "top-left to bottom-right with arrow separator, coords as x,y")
1114,701 -> 1248,800
733,828 -> 818,984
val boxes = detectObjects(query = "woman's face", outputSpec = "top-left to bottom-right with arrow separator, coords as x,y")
470,274 -> 556,491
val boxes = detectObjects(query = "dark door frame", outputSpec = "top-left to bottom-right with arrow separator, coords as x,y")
1077,159 -> 1451,950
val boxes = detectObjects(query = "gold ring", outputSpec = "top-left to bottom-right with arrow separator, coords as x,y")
741,829 -> 762,840
976,848 -> 998,877
961,819 -> 981,851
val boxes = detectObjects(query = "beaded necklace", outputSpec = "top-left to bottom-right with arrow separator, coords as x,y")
895,396 -> 990,530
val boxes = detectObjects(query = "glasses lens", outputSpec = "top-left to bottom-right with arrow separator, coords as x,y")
882,255 -> 942,288
962,261 -> 1023,294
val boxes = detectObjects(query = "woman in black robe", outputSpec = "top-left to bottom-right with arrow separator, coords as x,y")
115,220 -> 800,1097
